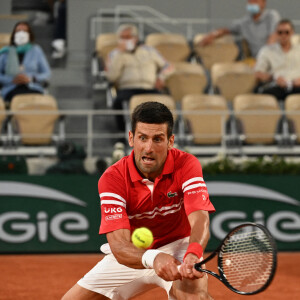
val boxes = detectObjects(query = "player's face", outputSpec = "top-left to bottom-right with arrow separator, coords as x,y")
129,122 -> 174,181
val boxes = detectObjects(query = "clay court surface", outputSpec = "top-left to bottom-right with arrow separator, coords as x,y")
1,252 -> 299,300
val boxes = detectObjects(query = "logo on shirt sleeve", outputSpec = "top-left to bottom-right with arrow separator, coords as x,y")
105,214 -> 123,221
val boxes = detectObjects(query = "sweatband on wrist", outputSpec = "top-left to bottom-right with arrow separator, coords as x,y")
183,243 -> 203,261
142,250 -> 163,269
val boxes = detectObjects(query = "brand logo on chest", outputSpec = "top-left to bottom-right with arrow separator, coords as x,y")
167,191 -> 178,198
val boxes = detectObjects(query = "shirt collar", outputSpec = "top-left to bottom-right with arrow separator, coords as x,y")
128,149 -> 175,182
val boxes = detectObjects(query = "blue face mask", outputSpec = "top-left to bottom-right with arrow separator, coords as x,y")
246,4 -> 261,15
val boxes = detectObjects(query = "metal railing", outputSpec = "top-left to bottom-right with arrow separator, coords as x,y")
90,5 -> 221,41
2,109 -> 300,158
90,4 -> 300,42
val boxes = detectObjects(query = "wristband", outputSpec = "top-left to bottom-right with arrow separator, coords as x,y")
142,250 -> 163,269
183,243 -> 203,261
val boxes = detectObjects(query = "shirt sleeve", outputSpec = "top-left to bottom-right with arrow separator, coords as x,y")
33,45 -> 51,82
98,166 -> 131,234
181,154 -> 215,216
254,46 -> 271,73
0,53 -> 14,85
106,49 -> 123,83
229,18 -> 243,35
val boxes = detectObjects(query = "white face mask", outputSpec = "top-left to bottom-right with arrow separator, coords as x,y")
14,31 -> 30,46
124,39 -> 136,51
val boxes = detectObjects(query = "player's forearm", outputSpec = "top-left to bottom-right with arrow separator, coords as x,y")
188,210 -> 210,250
106,229 -> 145,269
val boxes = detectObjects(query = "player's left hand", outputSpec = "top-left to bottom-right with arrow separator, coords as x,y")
153,252 -> 182,282
178,253 -> 205,280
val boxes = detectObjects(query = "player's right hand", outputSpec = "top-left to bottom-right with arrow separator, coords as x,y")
177,253 -> 205,280
153,253 -> 182,281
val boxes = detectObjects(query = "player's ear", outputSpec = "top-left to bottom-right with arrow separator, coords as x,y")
168,134 -> 174,150
128,131 -> 134,147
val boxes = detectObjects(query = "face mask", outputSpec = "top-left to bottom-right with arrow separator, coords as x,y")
246,4 -> 260,15
14,31 -> 30,46
124,39 -> 136,51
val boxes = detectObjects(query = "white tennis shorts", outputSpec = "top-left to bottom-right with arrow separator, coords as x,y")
77,237 -> 190,300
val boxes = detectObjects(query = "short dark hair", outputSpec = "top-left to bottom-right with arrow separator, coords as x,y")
10,21 -> 35,45
131,101 -> 174,138
277,19 -> 294,31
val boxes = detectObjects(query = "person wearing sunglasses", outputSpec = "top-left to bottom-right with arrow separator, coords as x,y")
198,0 -> 280,59
254,19 -> 300,100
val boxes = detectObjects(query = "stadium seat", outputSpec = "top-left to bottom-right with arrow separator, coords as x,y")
285,94 -> 300,143
95,33 -> 118,61
145,33 -> 190,62
211,62 -> 256,102
165,62 -> 207,103
0,33 -> 11,49
233,94 -> 281,144
129,94 -> 177,120
10,94 -> 61,145
193,34 -> 239,70
181,94 -> 229,144
91,33 -> 118,89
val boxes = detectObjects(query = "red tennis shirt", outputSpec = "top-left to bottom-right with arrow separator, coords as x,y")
98,148 -> 215,248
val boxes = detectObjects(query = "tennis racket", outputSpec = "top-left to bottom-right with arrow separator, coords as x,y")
194,223 -> 277,295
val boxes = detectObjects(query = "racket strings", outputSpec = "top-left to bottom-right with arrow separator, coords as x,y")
220,227 -> 274,293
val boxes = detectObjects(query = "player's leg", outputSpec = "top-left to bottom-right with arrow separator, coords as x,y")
61,283 -> 109,300
170,273 -> 214,300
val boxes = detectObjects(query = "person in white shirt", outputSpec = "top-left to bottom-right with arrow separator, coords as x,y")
254,19 -> 300,100
106,24 -> 173,131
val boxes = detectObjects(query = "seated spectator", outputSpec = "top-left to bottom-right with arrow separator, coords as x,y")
106,24 -> 173,131
199,0 -> 280,58
0,21 -> 51,106
254,19 -> 300,100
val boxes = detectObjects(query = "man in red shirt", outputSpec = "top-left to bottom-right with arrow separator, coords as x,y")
62,102 -> 215,300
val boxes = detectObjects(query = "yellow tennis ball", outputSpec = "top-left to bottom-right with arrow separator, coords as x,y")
131,227 -> 153,249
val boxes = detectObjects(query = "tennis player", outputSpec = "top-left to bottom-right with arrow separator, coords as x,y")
62,102 -> 215,300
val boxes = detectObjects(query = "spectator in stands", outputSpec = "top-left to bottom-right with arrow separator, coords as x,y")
254,19 -> 300,100
199,0 -> 280,58
106,24 -> 173,131
0,21 -> 51,106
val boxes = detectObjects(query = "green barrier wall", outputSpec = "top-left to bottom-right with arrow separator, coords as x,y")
0,175 -> 299,253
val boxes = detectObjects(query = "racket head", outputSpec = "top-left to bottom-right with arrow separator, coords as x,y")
217,223 -> 277,295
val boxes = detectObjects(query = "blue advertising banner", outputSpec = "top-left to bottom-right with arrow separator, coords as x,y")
0,174 -> 299,253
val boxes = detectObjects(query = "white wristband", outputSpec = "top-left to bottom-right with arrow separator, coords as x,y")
142,250 -> 163,269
